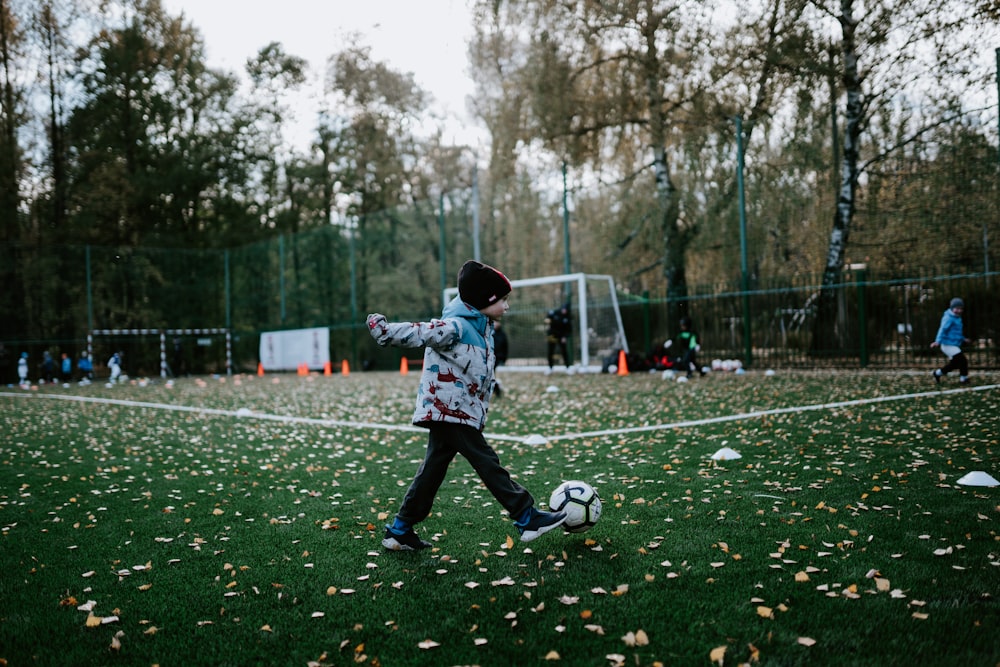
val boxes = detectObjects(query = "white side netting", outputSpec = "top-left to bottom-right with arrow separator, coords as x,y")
444,273 -> 628,369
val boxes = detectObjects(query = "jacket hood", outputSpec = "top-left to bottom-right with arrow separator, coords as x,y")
443,295 -> 487,325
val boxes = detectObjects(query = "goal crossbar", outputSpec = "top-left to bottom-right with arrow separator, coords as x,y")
444,273 -> 628,368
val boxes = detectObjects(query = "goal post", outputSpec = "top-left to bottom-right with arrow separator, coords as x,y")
89,328 -> 232,378
444,273 -> 628,369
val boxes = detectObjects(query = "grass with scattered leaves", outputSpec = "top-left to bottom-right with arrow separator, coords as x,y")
1,370 -> 998,666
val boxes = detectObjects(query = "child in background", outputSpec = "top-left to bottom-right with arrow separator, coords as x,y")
671,316 -> 705,379
60,353 -> 72,382
18,352 -> 29,386
931,297 -> 971,385
367,260 -> 566,551
545,303 -> 572,371
78,351 -> 93,384
107,351 -> 123,385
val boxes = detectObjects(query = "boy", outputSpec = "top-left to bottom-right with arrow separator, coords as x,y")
367,260 -> 566,551
78,351 -> 93,384
671,316 -> 705,379
107,351 -> 123,385
17,352 -> 29,386
931,297 -> 971,385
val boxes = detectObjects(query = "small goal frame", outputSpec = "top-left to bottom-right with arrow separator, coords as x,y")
89,328 -> 232,377
444,273 -> 628,368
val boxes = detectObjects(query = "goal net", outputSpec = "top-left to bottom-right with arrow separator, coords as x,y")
444,273 -> 628,370
89,328 -> 232,378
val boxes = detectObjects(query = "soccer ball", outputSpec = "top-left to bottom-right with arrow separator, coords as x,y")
548,480 -> 602,533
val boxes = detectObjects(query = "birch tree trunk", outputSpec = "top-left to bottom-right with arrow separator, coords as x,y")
812,0 -> 863,352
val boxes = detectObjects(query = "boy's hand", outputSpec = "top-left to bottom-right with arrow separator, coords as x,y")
367,314 -> 390,345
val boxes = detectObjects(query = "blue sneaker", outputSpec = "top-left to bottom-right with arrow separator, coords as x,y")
383,526 -> 431,551
516,507 -> 567,542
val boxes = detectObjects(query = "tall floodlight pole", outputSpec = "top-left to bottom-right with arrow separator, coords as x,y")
562,161 -> 571,278
349,217 -> 359,365
224,249 -> 231,328
279,234 -> 286,323
562,161 -> 575,363
735,116 -> 753,366
990,47 -> 998,281
472,163 -> 481,261
439,193 -> 447,305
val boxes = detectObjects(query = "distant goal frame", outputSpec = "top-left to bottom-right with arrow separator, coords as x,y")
444,272 -> 628,368
89,328 -> 232,377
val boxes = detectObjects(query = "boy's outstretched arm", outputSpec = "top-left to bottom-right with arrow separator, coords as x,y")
367,314 -> 459,349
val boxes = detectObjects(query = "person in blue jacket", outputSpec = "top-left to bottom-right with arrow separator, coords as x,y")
930,297 -> 971,385
367,260 -> 566,551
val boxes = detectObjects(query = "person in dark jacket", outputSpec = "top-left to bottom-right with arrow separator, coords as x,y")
492,320 -> 509,398
673,316 -> 705,378
545,303 -> 572,370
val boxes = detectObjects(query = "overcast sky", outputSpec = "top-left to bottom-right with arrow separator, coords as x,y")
160,0 -> 484,150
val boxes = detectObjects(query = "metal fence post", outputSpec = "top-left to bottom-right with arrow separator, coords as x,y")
857,268 -> 868,367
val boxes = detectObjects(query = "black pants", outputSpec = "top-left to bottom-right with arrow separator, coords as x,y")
940,351 -> 969,376
547,338 -> 570,367
397,423 -> 534,527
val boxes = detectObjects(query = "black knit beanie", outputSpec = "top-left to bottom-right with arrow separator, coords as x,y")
950,297 -> 964,309
458,260 -> 511,310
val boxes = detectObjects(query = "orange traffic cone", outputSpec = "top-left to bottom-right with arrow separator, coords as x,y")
323,361 -> 332,376
400,357 -> 409,375
341,359 -> 350,376
298,363 -> 308,376
257,362 -> 264,376
617,349 -> 629,376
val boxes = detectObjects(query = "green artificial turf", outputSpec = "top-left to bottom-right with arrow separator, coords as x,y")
1,370 -> 997,666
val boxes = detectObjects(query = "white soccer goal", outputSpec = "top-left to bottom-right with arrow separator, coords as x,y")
444,273 -> 628,369
89,328 -> 232,378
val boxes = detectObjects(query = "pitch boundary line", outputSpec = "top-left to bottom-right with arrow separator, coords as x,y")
542,383 -> 999,442
1,383 -> 995,444
0,391 -> 427,436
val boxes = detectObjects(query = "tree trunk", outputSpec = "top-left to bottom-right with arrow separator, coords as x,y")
813,0 -> 862,353
0,0 -> 21,232
644,19 -> 687,325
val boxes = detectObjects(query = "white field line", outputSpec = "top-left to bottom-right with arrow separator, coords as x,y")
0,391 -> 427,436
542,383 -> 999,442
1,383 -> 996,444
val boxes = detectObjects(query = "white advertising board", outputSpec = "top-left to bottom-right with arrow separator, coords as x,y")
259,327 -> 330,371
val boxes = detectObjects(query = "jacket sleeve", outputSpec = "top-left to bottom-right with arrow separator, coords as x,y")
934,314 -> 951,344
367,313 -> 460,350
